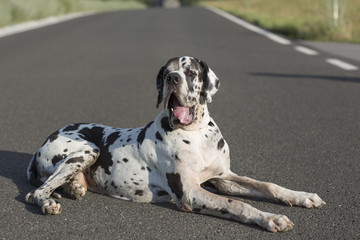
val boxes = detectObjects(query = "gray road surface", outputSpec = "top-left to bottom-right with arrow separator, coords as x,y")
0,7 -> 359,239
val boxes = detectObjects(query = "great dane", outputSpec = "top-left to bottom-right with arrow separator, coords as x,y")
25,56 -> 325,232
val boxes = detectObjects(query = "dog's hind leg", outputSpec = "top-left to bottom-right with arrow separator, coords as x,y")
207,172 -> 326,208
25,146 -> 99,215
61,171 -> 88,200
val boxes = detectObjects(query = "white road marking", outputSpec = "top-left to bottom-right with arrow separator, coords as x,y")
294,46 -> 318,55
326,58 -> 359,71
0,11 -> 96,39
205,6 -> 291,45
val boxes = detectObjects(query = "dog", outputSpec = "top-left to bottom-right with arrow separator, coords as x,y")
25,56 -> 325,232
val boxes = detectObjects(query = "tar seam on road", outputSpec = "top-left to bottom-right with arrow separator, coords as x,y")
206,6 -> 359,71
0,11 -> 97,39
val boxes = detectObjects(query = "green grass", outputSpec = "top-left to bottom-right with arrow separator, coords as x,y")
0,0 -> 146,28
201,0 -> 360,43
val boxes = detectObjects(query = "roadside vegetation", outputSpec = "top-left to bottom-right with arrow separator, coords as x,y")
0,0 -> 145,28
201,0 -> 360,43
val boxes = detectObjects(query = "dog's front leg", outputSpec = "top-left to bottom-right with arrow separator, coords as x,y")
185,187 -> 294,232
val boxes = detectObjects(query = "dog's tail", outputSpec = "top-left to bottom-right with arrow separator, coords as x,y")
26,153 -> 43,187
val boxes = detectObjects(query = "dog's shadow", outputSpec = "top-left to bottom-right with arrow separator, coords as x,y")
0,150 -> 41,213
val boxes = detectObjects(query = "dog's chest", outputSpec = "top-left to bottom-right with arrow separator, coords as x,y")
150,120 -> 230,180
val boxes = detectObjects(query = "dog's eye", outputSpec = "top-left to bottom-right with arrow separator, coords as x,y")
189,70 -> 197,77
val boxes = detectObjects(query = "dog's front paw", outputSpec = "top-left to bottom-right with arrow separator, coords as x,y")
41,199 -> 62,215
288,192 -> 326,208
261,214 -> 294,232
25,191 -> 36,204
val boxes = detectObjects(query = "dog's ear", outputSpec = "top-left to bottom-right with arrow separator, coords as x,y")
198,59 -> 220,103
156,66 -> 166,108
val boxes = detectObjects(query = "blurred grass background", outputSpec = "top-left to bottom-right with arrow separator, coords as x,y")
201,0 -> 360,42
1,0 -> 359,42
0,0 -> 145,27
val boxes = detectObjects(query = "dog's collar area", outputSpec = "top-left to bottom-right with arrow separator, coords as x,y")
167,93 -> 195,128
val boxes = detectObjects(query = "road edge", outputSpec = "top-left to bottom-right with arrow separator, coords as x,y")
0,11 -> 97,39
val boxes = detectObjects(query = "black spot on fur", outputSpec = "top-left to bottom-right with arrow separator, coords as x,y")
52,154 -> 64,166
161,117 -> 172,132
146,167 -> 152,172
166,173 -> 183,200
183,140 -> 190,144
215,79 -> 220,89
106,131 -> 120,146
208,121 -> 215,127
137,121 -> 154,146
141,167 -> 145,170
220,208 -> 229,215
78,126 -> 113,175
66,156 -> 85,164
63,123 -> 85,132
217,138 -> 225,150
111,181 -> 118,189
123,158 -> 128,163
228,199 -> 233,203
155,132 -> 163,142
133,182 -> 139,185
78,126 -> 104,148
41,130 -> 60,147
48,131 -> 59,142
85,150 -> 90,154
135,190 -> 143,196
63,149 -> 68,152
199,92 -> 206,105
192,208 -> 201,213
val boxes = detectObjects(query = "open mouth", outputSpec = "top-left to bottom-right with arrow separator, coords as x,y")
167,93 -> 195,126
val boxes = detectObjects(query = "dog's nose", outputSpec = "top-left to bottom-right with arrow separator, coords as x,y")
167,73 -> 181,85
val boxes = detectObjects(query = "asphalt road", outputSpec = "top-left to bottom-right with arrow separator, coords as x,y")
0,7 -> 359,239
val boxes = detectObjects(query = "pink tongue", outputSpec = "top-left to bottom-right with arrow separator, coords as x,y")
173,106 -> 191,124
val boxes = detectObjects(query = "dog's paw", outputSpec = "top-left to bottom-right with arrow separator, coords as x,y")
41,199 -> 62,215
288,192 -> 326,208
25,191 -> 36,204
70,182 -> 86,200
261,214 -> 294,232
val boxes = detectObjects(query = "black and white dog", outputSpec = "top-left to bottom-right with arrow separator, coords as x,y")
26,56 -> 325,232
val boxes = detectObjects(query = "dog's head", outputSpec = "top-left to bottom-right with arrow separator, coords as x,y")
156,56 -> 220,129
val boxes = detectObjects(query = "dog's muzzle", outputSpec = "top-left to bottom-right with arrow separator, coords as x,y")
165,73 -> 195,127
